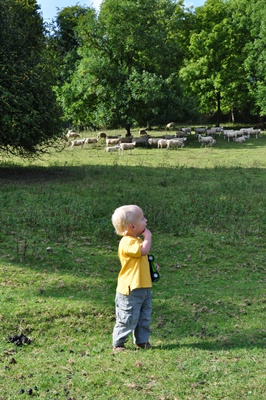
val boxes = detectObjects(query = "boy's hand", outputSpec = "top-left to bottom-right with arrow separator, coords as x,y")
141,228 -> 152,237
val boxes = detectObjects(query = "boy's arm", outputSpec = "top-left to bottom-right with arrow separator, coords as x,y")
141,228 -> 152,255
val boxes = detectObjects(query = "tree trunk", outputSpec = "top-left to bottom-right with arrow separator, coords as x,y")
216,92 -> 221,127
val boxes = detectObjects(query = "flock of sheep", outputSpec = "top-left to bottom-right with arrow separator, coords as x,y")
64,123 -> 262,154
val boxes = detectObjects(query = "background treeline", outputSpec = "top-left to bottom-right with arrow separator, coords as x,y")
1,0 -> 266,155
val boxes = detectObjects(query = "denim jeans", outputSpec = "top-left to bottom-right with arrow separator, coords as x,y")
112,288 -> 152,348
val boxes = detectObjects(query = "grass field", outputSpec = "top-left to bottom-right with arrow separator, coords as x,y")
0,130 -> 265,399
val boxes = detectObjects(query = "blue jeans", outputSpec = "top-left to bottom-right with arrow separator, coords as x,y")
113,288 -> 152,348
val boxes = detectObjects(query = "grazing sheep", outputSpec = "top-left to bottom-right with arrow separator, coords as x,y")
240,128 -> 260,139
174,137 -> 187,144
166,122 -> 175,130
166,139 -> 185,150
181,127 -> 192,134
119,142 -> 136,155
105,144 -> 120,152
97,131 -> 107,140
148,138 -> 161,147
106,138 -> 120,146
158,139 -> 168,148
84,137 -> 98,145
163,134 -> 176,139
223,130 -> 238,142
198,134 -> 216,146
234,135 -> 248,143
120,136 -> 133,143
70,139 -> 86,149
195,127 -> 207,135
175,130 -> 188,138
139,128 -> 147,135
66,129 -> 80,140
132,135 -> 150,147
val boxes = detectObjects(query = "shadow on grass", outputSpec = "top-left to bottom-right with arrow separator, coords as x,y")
156,336 -> 266,351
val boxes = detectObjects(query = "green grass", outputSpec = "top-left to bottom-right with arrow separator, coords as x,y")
0,130 -> 265,399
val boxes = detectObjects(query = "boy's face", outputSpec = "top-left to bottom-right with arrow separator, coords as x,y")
132,209 -> 147,236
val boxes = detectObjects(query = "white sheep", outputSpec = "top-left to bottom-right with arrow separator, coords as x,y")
148,138 -> 161,147
175,130 -> 188,138
119,142 -> 136,155
158,139 -> 168,148
240,128 -> 260,139
181,127 -> 192,134
84,137 -> 98,145
106,138 -> 120,146
66,129 -> 80,140
166,139 -> 185,150
195,127 -> 207,135
198,134 -> 216,146
223,130 -> 238,142
166,122 -> 175,130
70,139 -> 86,149
234,135 -> 248,143
105,144 -> 120,152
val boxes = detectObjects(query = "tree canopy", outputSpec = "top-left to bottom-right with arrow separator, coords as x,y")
0,0 -> 63,156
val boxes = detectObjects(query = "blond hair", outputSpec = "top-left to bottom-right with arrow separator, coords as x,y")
112,205 -> 142,236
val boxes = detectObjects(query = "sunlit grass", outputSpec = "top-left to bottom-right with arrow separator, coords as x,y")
0,130 -> 265,399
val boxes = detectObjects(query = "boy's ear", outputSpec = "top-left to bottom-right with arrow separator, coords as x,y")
129,223 -> 135,230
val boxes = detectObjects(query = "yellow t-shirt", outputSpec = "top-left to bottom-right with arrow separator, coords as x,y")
116,235 -> 152,295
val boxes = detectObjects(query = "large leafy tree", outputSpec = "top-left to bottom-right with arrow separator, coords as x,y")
180,0 -> 253,125
0,0 -> 63,156
56,0 -> 195,128
244,0 -> 266,116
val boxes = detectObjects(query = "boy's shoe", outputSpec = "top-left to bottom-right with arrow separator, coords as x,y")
113,345 -> 126,352
136,342 -> 152,349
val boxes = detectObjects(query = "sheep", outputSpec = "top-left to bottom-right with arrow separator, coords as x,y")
163,134 -> 176,139
198,134 -> 216,146
206,128 -> 218,137
139,128 -> 147,135
119,142 -> 136,155
70,139 -> 86,149
240,128 -> 260,139
66,129 -> 80,140
223,130 -> 238,142
166,139 -> 185,150
148,137 -> 161,147
195,127 -> 207,135
105,144 -> 120,152
181,127 -> 192,134
234,135 -> 248,143
84,137 -> 98,145
175,130 -> 188,138
120,136 -> 133,144
166,122 -> 175,130
106,138 -> 120,146
158,139 -> 168,148
132,135 -> 150,147
174,137 -> 187,144
97,131 -> 107,140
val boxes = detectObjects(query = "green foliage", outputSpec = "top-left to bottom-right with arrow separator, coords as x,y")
0,136 -> 265,398
56,0 -> 190,127
0,0 -> 64,157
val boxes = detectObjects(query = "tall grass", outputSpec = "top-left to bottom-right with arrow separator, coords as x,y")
0,132 -> 265,399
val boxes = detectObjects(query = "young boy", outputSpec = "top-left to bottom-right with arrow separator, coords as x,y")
111,205 -> 160,352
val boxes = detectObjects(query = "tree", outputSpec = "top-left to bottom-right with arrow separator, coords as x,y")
56,0 -> 194,128
180,0 -> 253,125
244,0 -> 266,116
0,0 -> 63,157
